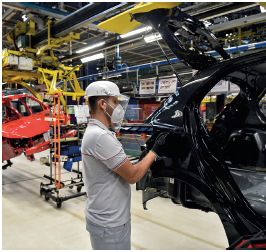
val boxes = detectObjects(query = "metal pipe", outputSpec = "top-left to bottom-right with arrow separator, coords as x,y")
20,2 -> 68,16
64,80 -> 67,142
49,106 -> 52,180
104,49 -> 108,80
105,49 -> 107,68
77,100 -> 80,178
60,181 -> 84,189
58,192 -> 87,200
115,45 -> 119,57
69,41 -> 72,63
136,69 -> 139,87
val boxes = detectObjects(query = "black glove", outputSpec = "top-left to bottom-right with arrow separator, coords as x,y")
150,132 -> 169,158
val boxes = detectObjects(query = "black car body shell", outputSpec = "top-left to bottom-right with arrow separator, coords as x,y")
137,50 -> 266,245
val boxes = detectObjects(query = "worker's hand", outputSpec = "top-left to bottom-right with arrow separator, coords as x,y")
150,132 -> 169,158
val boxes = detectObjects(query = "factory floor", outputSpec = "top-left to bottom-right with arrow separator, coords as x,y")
2,150 -> 228,250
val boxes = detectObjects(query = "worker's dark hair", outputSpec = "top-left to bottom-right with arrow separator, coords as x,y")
89,96 -> 109,115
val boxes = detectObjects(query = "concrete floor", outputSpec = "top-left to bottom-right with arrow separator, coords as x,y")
2,149 -> 229,250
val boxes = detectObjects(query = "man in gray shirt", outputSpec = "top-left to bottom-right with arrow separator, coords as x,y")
82,81 -> 164,250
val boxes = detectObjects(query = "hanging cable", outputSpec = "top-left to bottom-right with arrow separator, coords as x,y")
152,31 -> 184,87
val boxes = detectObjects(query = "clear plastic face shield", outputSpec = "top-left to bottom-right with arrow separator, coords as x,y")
104,93 -> 130,132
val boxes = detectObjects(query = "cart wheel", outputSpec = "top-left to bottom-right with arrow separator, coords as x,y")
57,202 -> 62,208
45,196 -> 50,201
77,186 -> 82,193
69,186 -> 73,189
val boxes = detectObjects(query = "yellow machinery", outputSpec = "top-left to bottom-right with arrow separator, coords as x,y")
2,19 -> 85,105
97,2 -> 180,35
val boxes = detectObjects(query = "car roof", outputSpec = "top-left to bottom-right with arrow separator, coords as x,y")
2,94 -> 43,104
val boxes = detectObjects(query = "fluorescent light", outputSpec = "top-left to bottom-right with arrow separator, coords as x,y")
102,74 -> 122,80
172,71 -> 193,76
144,32 -> 179,43
144,33 -> 162,43
76,42 -> 105,53
81,53 -> 104,63
120,26 -> 152,38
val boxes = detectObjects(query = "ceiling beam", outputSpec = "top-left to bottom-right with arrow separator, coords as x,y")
193,2 -> 259,21
2,9 -> 16,24
209,13 -> 266,33
184,3 -> 232,17
2,3 -> 24,11
2,2 -> 67,19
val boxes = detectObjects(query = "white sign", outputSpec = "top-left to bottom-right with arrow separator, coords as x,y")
158,77 -> 178,94
210,80 -> 228,93
18,57 -> 33,70
139,79 -> 156,95
74,105 -> 90,124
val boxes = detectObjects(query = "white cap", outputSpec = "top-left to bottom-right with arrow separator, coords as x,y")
84,81 -> 121,99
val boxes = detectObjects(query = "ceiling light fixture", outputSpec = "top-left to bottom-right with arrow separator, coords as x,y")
145,32 -> 179,43
120,26 -> 152,38
81,53 -> 104,63
102,74 -> 122,80
144,33 -> 162,43
76,41 -> 105,53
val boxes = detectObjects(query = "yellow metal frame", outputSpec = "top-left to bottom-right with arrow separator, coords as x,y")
38,65 -> 85,105
2,18 -> 85,106
97,2 -> 180,34
36,20 -> 80,57
6,79 -> 44,102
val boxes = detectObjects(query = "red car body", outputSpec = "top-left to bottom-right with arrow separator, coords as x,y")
2,94 -> 73,162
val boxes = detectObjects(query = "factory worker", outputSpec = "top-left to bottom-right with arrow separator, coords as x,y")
81,81 -> 165,250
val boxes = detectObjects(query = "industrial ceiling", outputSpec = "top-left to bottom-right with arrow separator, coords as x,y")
2,2 -> 266,91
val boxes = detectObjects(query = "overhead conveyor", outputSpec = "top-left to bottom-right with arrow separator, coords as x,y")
31,2 -> 130,47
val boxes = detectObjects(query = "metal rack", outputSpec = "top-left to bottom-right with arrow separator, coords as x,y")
40,92 -> 86,208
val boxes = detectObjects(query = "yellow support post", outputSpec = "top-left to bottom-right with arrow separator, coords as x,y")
238,27 -> 242,46
47,19 -> 52,46
51,71 -> 59,91
66,76 -> 76,93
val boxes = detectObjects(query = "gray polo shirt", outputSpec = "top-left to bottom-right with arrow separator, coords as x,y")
81,119 -> 131,228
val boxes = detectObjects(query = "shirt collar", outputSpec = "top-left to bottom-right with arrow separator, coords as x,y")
88,119 -> 110,132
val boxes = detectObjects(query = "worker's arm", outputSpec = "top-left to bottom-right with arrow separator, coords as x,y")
114,150 -> 157,184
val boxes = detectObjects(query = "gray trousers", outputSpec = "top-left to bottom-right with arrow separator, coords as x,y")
86,218 -> 131,250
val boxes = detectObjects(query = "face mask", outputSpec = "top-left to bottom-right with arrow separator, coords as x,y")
104,101 -> 125,131
109,103 -> 125,123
